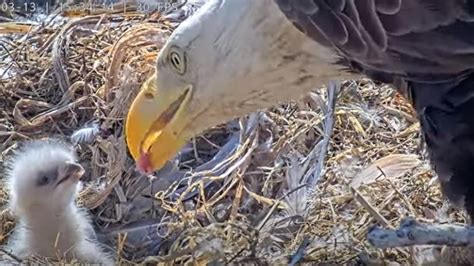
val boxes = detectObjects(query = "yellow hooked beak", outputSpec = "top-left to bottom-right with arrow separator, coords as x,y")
125,73 -> 192,173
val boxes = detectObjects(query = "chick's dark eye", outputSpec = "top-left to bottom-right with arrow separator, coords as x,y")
37,175 -> 50,186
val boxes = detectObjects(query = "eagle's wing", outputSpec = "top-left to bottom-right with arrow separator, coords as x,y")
274,0 -> 474,83
276,0 -> 474,220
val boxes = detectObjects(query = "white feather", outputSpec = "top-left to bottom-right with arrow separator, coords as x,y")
70,123 -> 100,144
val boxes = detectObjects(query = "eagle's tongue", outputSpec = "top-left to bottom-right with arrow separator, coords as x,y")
137,151 -> 153,174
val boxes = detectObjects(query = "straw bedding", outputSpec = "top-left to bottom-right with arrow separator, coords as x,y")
0,2 -> 468,264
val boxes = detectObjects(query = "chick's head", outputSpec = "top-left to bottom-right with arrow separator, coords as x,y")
7,140 -> 84,215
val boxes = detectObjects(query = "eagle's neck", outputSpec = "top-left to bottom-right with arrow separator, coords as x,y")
199,0 -> 358,117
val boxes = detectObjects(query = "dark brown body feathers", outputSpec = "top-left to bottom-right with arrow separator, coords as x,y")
275,0 -> 474,220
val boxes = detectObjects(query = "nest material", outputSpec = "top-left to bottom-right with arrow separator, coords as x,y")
0,2 -> 469,265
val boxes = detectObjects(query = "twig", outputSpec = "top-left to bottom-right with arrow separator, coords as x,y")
0,248 -> 22,263
368,217 -> 474,248
256,184 -> 307,232
285,82 -> 339,264
304,81 -> 339,188
52,16 -> 103,92
289,236 -> 310,266
351,186 -> 392,228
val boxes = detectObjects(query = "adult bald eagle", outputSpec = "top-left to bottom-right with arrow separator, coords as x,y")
125,1 -> 474,219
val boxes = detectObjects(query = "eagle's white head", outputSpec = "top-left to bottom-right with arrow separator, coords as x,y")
126,0 -> 352,172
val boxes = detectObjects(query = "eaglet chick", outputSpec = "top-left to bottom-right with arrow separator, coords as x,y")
5,140 -> 113,264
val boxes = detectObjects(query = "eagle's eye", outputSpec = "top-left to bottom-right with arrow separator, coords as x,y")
168,47 -> 186,75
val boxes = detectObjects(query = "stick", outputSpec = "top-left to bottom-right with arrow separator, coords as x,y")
304,80 -> 339,188
289,236 -> 310,266
289,82 -> 340,264
368,217 -> 474,248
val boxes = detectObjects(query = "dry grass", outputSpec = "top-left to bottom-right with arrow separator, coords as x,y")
0,3 -> 468,265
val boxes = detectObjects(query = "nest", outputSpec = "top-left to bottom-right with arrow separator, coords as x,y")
0,2 -> 468,265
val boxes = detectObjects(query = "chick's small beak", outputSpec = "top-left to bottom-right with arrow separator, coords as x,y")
126,73 -> 192,173
56,162 -> 85,186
